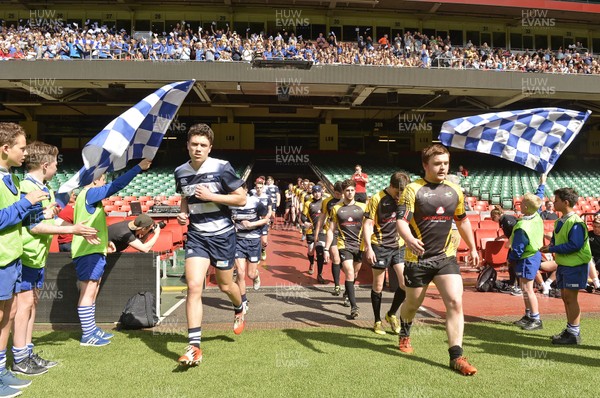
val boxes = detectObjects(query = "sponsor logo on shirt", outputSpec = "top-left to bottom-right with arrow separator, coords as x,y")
436,206 -> 445,215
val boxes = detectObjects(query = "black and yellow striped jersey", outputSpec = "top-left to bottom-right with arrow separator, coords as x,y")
331,201 -> 367,251
365,189 -> 404,248
302,197 -> 324,235
397,178 -> 465,262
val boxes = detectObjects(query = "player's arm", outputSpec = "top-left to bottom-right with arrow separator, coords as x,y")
127,226 -> 162,253
194,162 -> 246,207
29,218 -> 97,237
454,189 -> 479,266
396,185 -> 424,256
362,197 -> 377,264
1,190 -> 48,230
86,159 -> 150,206
276,190 -> 281,208
323,218 -> 337,263
177,196 -> 190,225
313,200 -> 328,239
241,202 -> 270,229
301,201 -> 311,228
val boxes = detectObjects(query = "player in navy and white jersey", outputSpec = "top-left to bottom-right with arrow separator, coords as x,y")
252,177 -> 273,261
265,176 -> 281,226
230,182 -> 269,313
175,123 -> 247,367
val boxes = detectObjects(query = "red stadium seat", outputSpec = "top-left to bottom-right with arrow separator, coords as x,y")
152,231 -> 174,253
145,200 -> 155,208
162,223 -> 185,246
113,200 -> 124,207
106,216 -> 125,225
474,228 -> 499,251
456,236 -> 471,263
466,213 -> 480,223
49,235 -> 59,253
120,205 -> 131,213
138,196 -> 152,203
104,205 -> 116,214
474,205 -> 487,212
484,239 -> 509,267
478,220 -> 497,230
109,196 -> 122,202
123,196 -> 137,203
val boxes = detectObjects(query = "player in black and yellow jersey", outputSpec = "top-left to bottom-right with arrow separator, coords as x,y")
363,172 -> 410,335
302,185 -> 326,282
314,181 -> 343,295
396,144 -> 479,376
325,179 -> 366,319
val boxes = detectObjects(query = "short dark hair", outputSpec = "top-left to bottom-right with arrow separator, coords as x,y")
333,180 -> 343,193
0,122 -> 26,147
554,188 -> 579,208
422,144 -> 450,164
187,123 -> 214,144
24,141 -> 59,171
390,172 -> 410,190
342,179 -> 356,190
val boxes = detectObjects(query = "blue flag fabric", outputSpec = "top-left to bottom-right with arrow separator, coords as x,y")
57,80 -> 195,206
439,108 -> 591,173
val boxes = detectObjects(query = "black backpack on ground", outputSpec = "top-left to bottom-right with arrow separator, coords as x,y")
476,265 -> 497,292
118,291 -> 159,329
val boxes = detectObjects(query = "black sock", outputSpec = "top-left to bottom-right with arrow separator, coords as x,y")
234,303 -> 244,315
332,263 -> 341,286
389,287 -> 406,316
308,255 -> 314,266
400,318 -> 412,336
449,345 -> 463,361
316,250 -> 324,276
371,290 -> 382,322
508,264 -> 517,285
345,280 -> 356,307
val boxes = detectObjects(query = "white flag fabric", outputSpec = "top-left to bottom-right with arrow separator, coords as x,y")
438,108 -> 591,173
57,80 -> 195,205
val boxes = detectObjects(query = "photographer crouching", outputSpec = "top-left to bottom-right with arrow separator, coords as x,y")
107,214 -> 165,253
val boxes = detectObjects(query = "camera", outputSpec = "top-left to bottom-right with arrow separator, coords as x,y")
153,221 -> 167,230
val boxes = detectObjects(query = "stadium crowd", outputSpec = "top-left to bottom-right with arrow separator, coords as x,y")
1,19 -> 599,74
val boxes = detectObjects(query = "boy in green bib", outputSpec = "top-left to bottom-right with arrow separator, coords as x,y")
0,123 -> 50,397
13,141 -> 97,377
509,193 -> 544,331
541,188 -> 592,345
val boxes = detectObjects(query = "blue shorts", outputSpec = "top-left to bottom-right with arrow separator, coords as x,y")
515,262 -> 540,281
20,265 -> 45,291
556,264 -> 588,290
74,253 -> 106,281
185,230 -> 236,270
0,259 -> 22,300
235,237 -> 261,263
261,225 -> 269,236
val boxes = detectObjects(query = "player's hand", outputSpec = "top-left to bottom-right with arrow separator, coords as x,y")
73,220 -> 98,236
540,245 -> 549,253
406,238 -> 425,256
107,241 -> 116,253
323,249 -> 330,263
42,202 -> 59,219
468,249 -> 480,267
240,220 -> 252,229
364,247 -> 376,266
138,159 -> 152,171
194,184 -> 213,201
177,212 -> 188,225
25,190 -> 49,205
308,245 -> 315,256
84,234 -> 101,245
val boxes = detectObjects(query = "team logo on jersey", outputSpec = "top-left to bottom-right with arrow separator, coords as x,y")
444,191 -> 454,197
348,217 -> 353,222
180,178 -> 188,184
436,206 -> 445,215
424,192 -> 435,198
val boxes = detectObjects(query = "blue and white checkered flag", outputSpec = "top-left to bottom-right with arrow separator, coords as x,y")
439,108 -> 591,174
57,79 -> 195,206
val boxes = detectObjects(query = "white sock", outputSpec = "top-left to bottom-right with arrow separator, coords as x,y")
593,277 -> 600,289
544,279 -> 553,287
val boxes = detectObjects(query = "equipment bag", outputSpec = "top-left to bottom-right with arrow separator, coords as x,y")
476,265 -> 497,292
119,291 -> 158,329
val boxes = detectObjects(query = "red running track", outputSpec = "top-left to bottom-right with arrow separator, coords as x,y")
207,218 -> 600,319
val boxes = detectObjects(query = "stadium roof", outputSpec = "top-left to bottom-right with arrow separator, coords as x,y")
4,0 -> 600,23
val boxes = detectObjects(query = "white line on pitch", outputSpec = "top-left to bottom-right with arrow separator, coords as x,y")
419,306 -> 441,319
159,298 -> 186,323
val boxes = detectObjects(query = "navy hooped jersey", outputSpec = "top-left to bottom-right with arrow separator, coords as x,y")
230,196 -> 268,239
266,184 -> 280,206
174,157 -> 244,236
253,192 -> 273,212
